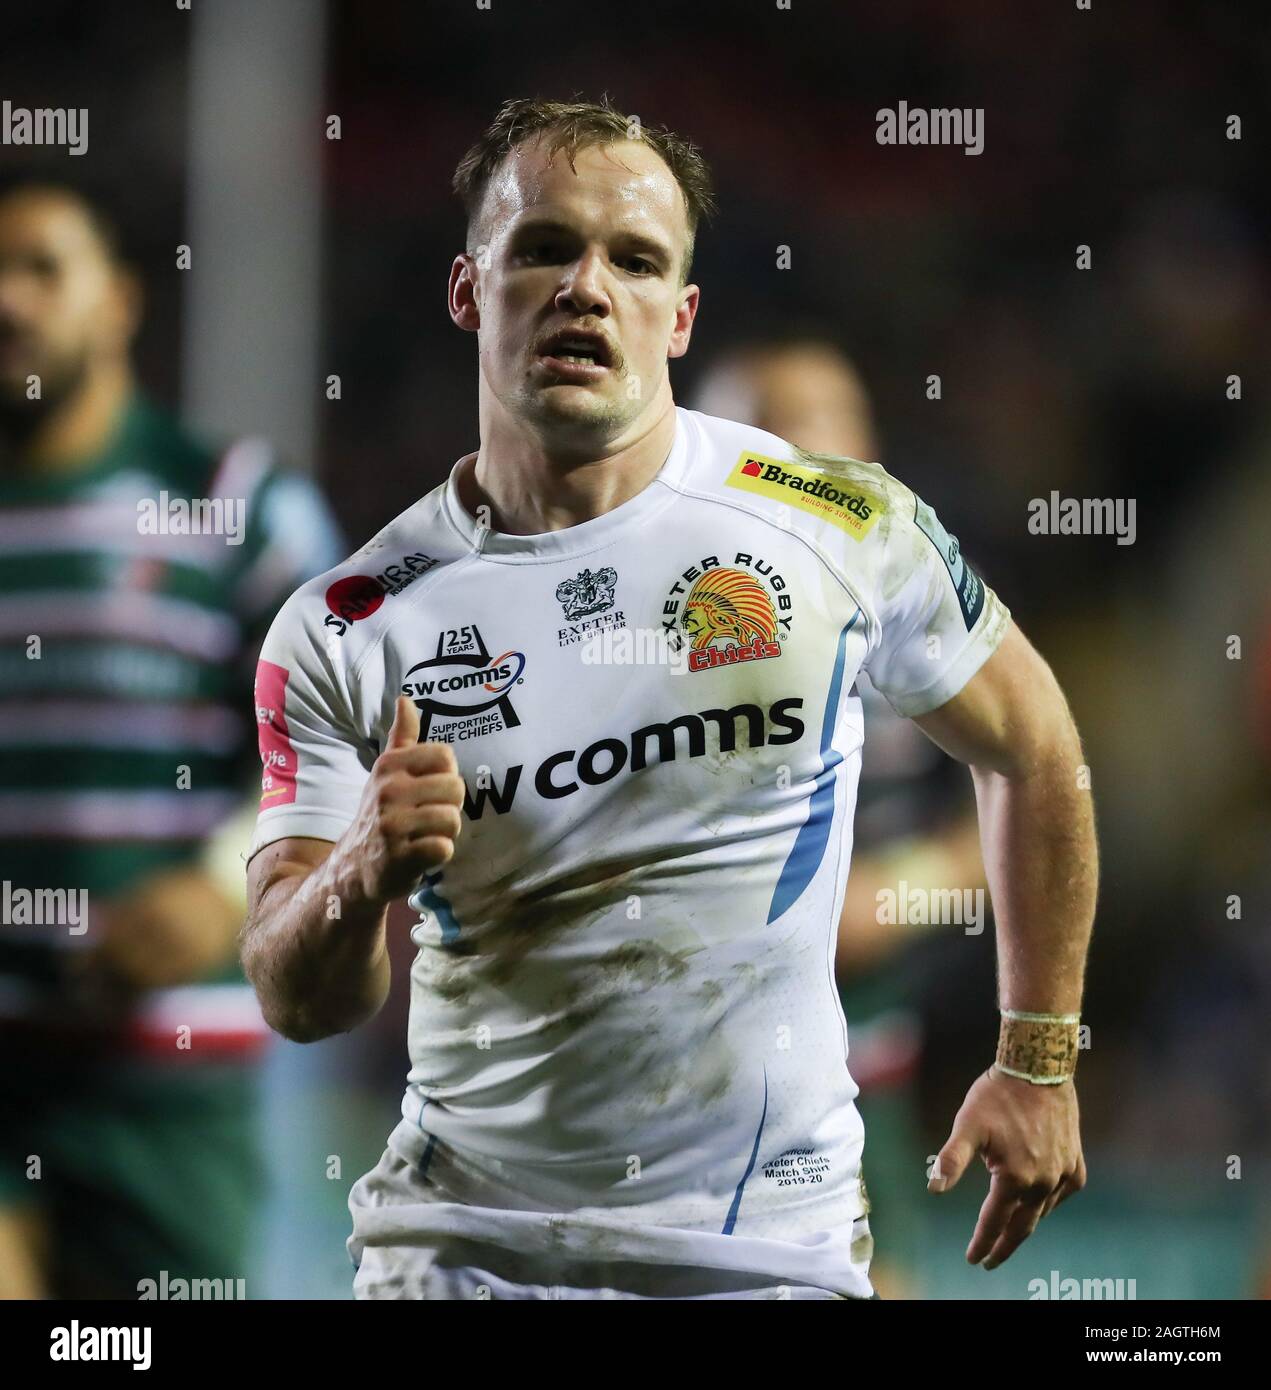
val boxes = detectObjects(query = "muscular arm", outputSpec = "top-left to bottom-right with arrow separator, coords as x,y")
913,619 -> 1097,1014
240,695 -> 464,1045
241,836 -> 392,1045
912,619 -> 1096,1268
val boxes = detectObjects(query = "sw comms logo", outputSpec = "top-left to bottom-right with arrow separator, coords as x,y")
460,695 -> 806,819
401,624 -> 525,742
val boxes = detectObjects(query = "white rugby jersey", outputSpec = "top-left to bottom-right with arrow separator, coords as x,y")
249,406 -> 1010,1297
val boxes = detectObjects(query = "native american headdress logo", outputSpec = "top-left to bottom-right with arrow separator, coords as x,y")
680,567 -> 779,651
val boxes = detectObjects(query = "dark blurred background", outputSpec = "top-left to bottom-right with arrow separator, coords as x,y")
3,0 -> 1269,1298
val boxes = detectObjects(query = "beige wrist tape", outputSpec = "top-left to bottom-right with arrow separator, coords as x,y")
995,1008 -> 1080,1085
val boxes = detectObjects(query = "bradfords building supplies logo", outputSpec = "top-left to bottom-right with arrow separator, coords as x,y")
401,625 -> 525,742
662,553 -> 795,673
725,451 -> 882,540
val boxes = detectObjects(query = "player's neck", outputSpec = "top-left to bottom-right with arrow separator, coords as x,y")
12,360 -> 134,475
467,397 -> 678,536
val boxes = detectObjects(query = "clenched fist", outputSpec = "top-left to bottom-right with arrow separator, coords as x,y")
346,695 -> 466,904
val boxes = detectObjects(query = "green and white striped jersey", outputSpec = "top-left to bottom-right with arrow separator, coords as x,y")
0,393 -> 344,1056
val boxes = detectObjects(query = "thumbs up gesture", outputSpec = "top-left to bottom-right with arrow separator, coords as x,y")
347,695 -> 466,903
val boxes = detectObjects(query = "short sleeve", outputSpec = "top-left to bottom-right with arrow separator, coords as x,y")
209,467 -> 348,792
863,487 -> 1011,718
247,593 -> 374,859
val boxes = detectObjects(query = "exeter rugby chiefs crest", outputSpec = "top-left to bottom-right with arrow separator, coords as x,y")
555,566 -> 617,621
661,553 -> 796,673
400,625 -> 526,742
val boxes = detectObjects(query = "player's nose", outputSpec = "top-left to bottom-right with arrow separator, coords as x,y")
554,247 -> 611,318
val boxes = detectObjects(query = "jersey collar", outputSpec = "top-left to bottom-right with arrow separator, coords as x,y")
440,406 -> 696,563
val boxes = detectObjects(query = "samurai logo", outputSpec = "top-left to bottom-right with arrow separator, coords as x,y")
324,552 -> 438,637
555,566 -> 617,621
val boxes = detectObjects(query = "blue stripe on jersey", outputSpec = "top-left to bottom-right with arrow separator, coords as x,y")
419,871 -> 462,944
722,1065 -> 768,1235
418,1131 -> 439,1183
766,608 -> 861,924
415,1094 -> 439,1180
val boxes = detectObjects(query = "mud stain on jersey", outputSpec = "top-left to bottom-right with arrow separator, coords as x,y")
421,863 -> 645,1001
629,1026 -> 734,1113
419,863 -> 709,1021
622,961 -> 737,1112
548,937 -> 701,1032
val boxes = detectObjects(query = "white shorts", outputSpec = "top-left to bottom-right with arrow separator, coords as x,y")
348,1144 -> 878,1301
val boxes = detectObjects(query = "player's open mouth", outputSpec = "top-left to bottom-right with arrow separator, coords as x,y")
537,354 -> 609,382
535,331 -> 613,381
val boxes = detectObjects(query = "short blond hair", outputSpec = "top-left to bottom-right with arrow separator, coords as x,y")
452,94 -> 717,285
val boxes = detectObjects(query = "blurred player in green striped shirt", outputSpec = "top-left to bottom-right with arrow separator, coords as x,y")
0,181 -> 344,1297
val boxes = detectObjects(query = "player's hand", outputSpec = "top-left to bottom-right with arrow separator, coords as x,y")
72,865 -> 242,993
346,694 -> 466,904
927,1066 -> 1086,1269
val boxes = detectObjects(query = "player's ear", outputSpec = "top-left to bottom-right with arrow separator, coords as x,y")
448,253 -> 481,333
667,283 -> 699,360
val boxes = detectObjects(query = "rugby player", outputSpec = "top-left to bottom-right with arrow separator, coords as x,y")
0,179 -> 344,1297
242,96 -> 1097,1300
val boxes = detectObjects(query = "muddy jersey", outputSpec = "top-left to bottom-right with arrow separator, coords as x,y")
248,406 -> 1010,1296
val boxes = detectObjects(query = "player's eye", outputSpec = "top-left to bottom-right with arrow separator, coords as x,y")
519,240 -> 564,263
621,257 -> 657,275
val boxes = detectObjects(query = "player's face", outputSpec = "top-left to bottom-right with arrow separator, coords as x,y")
465,137 -> 697,443
0,192 -> 131,417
